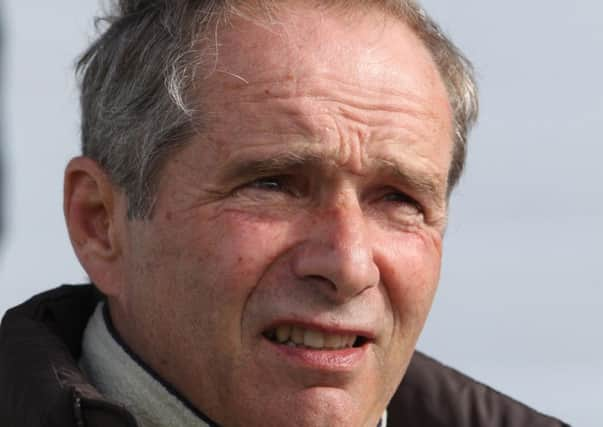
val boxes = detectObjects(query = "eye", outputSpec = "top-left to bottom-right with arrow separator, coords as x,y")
382,190 -> 423,215
236,175 -> 303,198
248,176 -> 288,192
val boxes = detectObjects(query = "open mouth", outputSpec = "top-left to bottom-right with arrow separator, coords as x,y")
263,325 -> 370,350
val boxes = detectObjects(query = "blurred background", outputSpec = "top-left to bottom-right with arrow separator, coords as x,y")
0,1 -> 601,425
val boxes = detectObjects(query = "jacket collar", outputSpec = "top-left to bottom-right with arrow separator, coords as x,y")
0,285 -> 136,427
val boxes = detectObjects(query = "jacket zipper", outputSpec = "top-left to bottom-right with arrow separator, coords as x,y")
73,390 -> 86,427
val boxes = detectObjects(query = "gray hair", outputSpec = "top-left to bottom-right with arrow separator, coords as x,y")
77,0 -> 478,218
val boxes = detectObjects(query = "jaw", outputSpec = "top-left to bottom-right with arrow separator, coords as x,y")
221,385 -> 384,427
209,335 -> 396,427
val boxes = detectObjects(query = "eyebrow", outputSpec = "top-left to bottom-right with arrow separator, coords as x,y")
219,150 -> 324,181
373,158 -> 445,208
220,151 -> 445,207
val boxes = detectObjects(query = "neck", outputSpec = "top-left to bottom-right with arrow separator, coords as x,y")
79,302 -> 218,427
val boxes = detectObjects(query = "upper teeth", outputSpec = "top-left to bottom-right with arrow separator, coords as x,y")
268,325 -> 357,350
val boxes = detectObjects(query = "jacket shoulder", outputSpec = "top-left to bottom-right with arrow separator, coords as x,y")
387,351 -> 569,427
0,285 -> 136,427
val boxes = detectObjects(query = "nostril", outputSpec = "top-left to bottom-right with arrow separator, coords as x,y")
290,240 -> 376,303
305,275 -> 337,291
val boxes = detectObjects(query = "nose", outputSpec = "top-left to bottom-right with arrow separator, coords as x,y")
290,196 -> 380,303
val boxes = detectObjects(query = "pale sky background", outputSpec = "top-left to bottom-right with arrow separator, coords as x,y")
0,2 -> 601,426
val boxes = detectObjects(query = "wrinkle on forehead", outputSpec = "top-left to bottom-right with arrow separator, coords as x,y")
192,2 -> 453,199
221,75 -> 440,122
205,79 -> 448,170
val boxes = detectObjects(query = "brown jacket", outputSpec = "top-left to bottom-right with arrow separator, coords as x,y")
0,285 -> 569,427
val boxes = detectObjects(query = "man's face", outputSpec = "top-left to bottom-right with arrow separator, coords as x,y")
112,6 -> 453,427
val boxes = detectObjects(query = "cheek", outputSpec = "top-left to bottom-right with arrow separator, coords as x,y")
376,230 -> 442,323
149,211 -> 290,281
212,212 -> 293,280
128,211 -> 292,313
125,213 -> 293,342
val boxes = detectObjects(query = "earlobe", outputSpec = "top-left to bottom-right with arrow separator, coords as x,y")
64,156 -> 125,296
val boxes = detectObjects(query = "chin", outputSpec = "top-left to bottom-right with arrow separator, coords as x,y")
243,386 -> 381,427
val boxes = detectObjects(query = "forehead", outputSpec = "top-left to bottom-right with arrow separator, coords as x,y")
187,3 -> 453,189
205,4 -> 450,111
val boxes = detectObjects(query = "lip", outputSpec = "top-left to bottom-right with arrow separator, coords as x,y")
262,319 -> 376,341
265,337 -> 368,371
259,319 -> 375,372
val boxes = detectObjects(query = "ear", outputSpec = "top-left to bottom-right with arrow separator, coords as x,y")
64,156 -> 127,297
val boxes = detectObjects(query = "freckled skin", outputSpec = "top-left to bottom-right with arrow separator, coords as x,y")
107,5 -> 453,427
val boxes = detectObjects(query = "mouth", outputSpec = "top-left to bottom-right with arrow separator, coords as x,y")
262,324 -> 371,350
